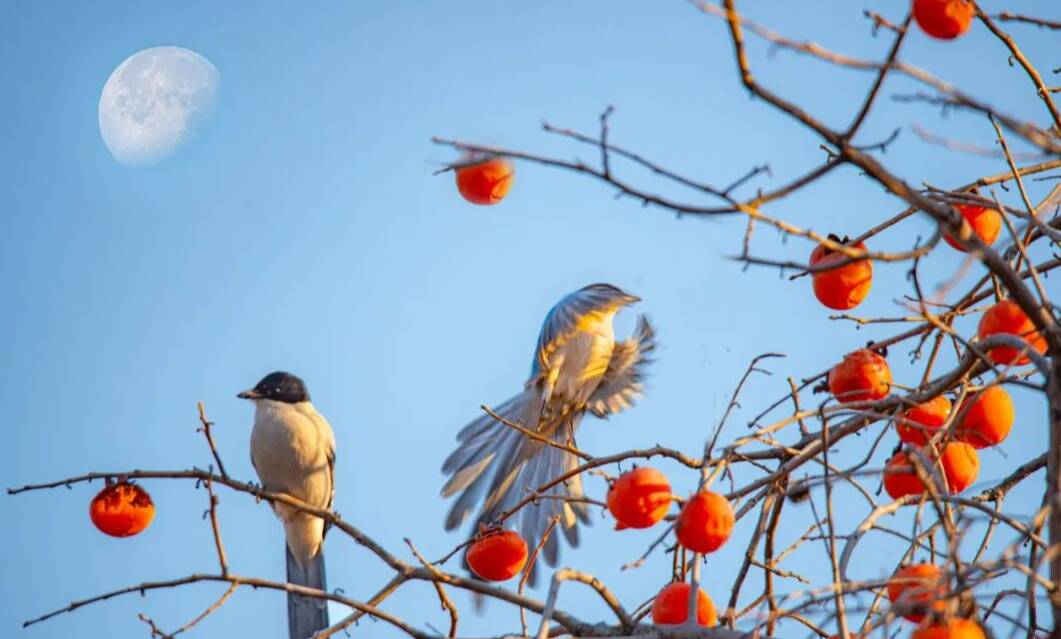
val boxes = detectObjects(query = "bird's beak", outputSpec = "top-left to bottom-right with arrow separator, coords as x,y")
624,293 -> 641,304
237,389 -> 262,400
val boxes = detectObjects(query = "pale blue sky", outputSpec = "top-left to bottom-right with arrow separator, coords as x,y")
1,1 -> 1058,637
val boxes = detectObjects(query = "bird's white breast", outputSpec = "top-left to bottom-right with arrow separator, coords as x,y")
250,400 -> 334,509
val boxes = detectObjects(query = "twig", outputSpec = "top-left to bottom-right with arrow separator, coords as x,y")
197,402 -> 227,479
519,517 -> 559,635
205,475 -> 228,577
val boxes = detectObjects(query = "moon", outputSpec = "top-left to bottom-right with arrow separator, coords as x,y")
98,47 -> 220,166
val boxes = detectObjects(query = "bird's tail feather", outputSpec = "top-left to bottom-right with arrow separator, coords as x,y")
441,389 -> 540,527
441,389 -> 589,582
286,545 -> 329,639
514,418 -> 590,569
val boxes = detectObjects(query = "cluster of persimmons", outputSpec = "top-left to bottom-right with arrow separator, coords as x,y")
811,194 -> 1038,637
812,266 -> 1036,639
816,204 -> 1039,519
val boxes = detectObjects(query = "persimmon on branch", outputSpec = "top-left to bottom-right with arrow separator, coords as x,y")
9,1 -> 1061,638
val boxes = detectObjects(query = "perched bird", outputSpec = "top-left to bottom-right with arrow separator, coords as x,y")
239,372 -> 336,639
441,283 -> 655,571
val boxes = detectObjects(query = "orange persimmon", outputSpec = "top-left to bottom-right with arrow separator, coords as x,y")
887,563 -> 947,622
910,619 -> 986,639
955,386 -> 1014,449
607,467 -> 672,530
883,451 -> 927,500
455,156 -> 514,205
897,396 -> 952,446
466,529 -> 528,581
675,490 -> 734,553
977,300 -> 1047,366
943,205 -> 1002,251
809,239 -> 873,310
829,349 -> 892,403
913,0 -> 974,40
651,582 -> 718,626
940,442 -> 979,493
89,482 -> 155,538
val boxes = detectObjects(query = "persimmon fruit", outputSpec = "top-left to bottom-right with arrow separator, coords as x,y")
886,563 -> 946,622
912,0 -> 975,40
89,482 -> 155,538
883,451 -> 927,500
940,442 -> 979,493
910,619 -> 986,639
466,529 -> 528,581
977,300 -> 1047,366
809,238 -> 873,310
943,205 -> 1001,251
897,396 -> 952,446
607,467 -> 672,530
829,349 -> 892,402
651,582 -> 718,626
955,386 -> 1014,449
675,490 -> 734,553
455,156 -> 514,205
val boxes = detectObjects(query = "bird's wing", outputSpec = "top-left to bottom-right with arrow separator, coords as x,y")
274,403 -> 336,511
325,443 -> 335,513
322,415 -> 336,511
312,408 -> 337,512
587,315 -> 655,418
300,405 -> 336,536
533,286 -> 632,381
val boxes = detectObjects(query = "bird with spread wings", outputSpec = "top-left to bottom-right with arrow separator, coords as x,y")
441,283 -> 655,571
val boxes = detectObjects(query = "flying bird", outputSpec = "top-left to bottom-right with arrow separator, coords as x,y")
239,372 -> 336,639
441,283 -> 655,570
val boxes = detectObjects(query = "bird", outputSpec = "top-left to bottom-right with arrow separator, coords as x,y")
441,283 -> 655,573
239,371 -> 336,639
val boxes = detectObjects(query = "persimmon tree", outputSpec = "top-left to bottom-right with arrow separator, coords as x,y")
8,2 -> 1061,638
